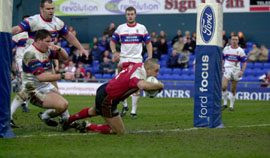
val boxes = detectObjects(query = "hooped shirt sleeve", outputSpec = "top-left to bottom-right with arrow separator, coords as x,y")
55,17 -> 68,36
239,48 -> 247,63
111,26 -> 120,43
18,16 -> 32,32
23,52 -> 45,76
142,25 -> 151,44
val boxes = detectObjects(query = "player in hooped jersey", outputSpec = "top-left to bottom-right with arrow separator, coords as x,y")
62,59 -> 163,134
11,16 -> 31,122
110,6 -> 153,118
222,35 -> 247,111
10,0 -> 87,127
20,29 -> 75,127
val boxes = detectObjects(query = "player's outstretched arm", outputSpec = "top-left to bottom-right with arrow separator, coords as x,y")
12,26 -> 23,35
63,32 -> 88,56
146,42 -> 153,59
137,80 -> 164,91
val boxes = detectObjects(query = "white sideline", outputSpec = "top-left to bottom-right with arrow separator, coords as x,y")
17,123 -> 270,138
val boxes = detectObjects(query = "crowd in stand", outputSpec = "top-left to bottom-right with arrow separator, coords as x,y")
11,23 -> 270,84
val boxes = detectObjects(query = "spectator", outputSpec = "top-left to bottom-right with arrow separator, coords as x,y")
167,49 -> 181,68
173,36 -> 185,53
59,63 -> 66,73
238,31 -> 246,48
158,30 -> 167,41
247,44 -> 260,62
84,71 -> 96,82
171,29 -> 183,45
259,71 -> 270,88
103,22 -> 116,38
89,36 -> 99,49
151,36 -> 158,51
157,37 -> 168,56
77,63 -> 86,76
152,37 -> 160,60
151,31 -> 158,39
74,67 -> 84,80
98,35 -> 110,51
258,45 -> 269,62
92,45 -> 103,62
102,50 -> 112,60
99,57 -> 115,74
183,36 -> 196,54
65,60 -> 76,74
183,31 -> 191,43
191,32 -> 196,42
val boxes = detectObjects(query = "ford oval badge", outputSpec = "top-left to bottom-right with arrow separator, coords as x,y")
200,6 -> 215,43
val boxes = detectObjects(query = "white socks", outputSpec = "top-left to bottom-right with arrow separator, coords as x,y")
222,91 -> 228,106
41,109 -> 56,120
131,95 -> 139,114
122,99 -> 128,108
230,95 -> 236,109
10,95 -> 24,119
61,109 -> 70,120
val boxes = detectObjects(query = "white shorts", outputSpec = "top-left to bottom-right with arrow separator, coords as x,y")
25,83 -> 58,107
119,57 -> 142,67
223,67 -> 242,81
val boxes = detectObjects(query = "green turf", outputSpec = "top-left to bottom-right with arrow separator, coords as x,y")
0,96 -> 269,158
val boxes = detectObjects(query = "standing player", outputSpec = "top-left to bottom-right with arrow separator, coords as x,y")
12,0 -> 87,56
63,59 -> 163,134
110,6 -> 153,118
222,35 -> 247,111
10,15 -> 31,127
10,0 -> 87,126
21,29 -> 74,127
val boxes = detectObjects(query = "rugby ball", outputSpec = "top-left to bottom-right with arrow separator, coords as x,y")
145,76 -> 160,98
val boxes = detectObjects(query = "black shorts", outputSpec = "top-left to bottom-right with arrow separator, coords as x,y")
95,83 -> 120,118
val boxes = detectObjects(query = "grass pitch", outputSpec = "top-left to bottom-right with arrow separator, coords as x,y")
0,96 -> 269,158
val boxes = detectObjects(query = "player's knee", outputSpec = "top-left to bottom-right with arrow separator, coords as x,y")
57,100 -> 68,113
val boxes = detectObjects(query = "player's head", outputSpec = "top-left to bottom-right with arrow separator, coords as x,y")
34,29 -> 52,53
230,35 -> 239,47
144,58 -> 160,77
40,0 -> 54,20
125,6 -> 136,24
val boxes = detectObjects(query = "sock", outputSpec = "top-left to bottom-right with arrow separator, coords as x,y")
230,95 -> 236,108
24,100 -> 29,107
222,91 -> 228,106
10,95 -> 24,119
61,109 -> 70,120
131,95 -> 139,114
86,123 -> 112,134
41,109 -> 56,120
122,99 -> 128,108
68,107 -> 90,123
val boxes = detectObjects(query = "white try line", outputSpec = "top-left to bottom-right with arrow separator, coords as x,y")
17,123 -> 270,138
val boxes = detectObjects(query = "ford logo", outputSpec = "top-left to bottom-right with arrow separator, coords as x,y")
200,6 -> 215,43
